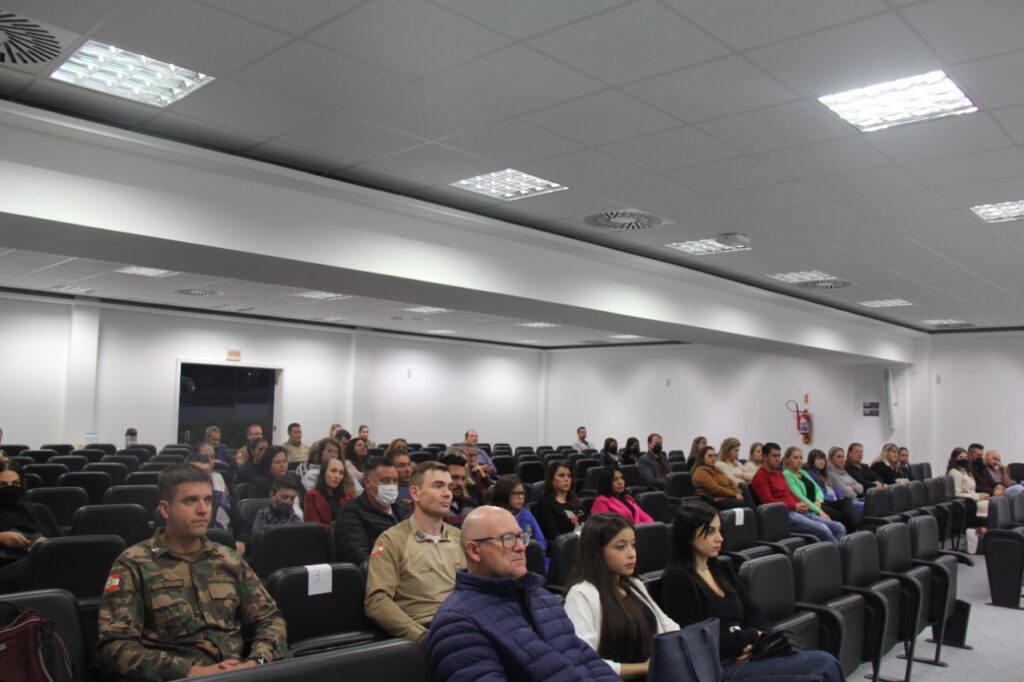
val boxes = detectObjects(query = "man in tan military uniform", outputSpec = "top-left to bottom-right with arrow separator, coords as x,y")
98,465 -> 286,680
365,461 -> 466,643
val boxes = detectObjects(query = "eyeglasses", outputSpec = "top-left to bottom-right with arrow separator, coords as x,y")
510,491 -> 526,498
471,533 -> 525,550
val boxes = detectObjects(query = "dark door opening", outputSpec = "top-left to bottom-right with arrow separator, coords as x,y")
178,363 -> 277,449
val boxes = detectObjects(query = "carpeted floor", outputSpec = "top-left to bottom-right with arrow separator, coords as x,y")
851,554 -> 1020,681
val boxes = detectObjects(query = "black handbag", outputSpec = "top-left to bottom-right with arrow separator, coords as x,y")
648,618 -> 722,682
749,628 -> 803,660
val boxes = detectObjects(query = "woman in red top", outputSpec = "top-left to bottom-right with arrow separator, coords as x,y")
303,457 -> 355,527
590,467 -> 653,525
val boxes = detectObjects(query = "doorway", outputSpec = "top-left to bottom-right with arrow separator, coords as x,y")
177,363 -> 277,449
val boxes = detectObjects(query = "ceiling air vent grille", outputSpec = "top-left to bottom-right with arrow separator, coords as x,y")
795,279 -> 853,290
0,12 -> 62,66
583,210 -> 664,231
932,321 -> 974,330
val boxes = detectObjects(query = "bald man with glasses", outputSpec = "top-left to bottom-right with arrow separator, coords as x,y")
427,506 -> 617,682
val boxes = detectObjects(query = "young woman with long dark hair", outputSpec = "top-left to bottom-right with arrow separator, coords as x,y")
564,513 -> 678,679
303,456 -> 355,527
590,468 -> 652,524
534,460 -> 587,542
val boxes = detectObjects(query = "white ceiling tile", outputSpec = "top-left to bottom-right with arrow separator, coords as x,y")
440,119 -> 584,165
992,105 -> 1024,144
864,112 -> 1013,163
432,0 -> 626,40
3,0 -> 120,34
696,101 -> 853,154
140,113 -> 266,152
245,140 -> 352,173
516,149 -> 647,189
231,41 -> 405,111
522,90 -> 680,146
746,13 -> 940,96
953,50 -> 1024,110
712,181 -> 829,214
484,189 -> 623,222
664,0 -> 887,50
355,143 -> 497,187
666,156 -> 790,194
903,147 -> 1024,188
833,191 -> 959,220
937,176 -> 1024,209
94,0 -> 290,76
527,0 -> 729,86
278,113 -> 426,165
344,80 -> 507,141
21,79 -> 160,127
0,68 -> 36,94
599,126 -> 740,173
623,56 -> 798,124
169,79 -> 328,138
419,45 -> 605,116
333,165 -> 430,193
903,0 -> 1024,64
308,0 -> 510,79
801,165 -> 925,199
754,137 -> 892,179
586,174 -> 700,208
199,0 -> 361,35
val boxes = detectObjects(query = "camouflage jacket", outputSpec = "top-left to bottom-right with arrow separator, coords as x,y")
97,530 -> 286,681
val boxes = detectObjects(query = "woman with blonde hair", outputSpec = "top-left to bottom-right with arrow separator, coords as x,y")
743,442 -> 763,481
869,443 -> 900,485
716,437 -> 752,485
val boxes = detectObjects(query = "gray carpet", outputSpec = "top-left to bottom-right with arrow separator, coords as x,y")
851,554 -> 1020,681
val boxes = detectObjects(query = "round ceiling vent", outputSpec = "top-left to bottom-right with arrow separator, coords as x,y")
583,210 -> 664,231
0,12 -> 62,66
795,279 -> 853,290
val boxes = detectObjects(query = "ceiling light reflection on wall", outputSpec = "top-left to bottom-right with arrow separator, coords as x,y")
50,40 -> 214,107
50,284 -> 94,294
922,319 -> 973,329
403,306 -> 450,314
818,70 -> 976,132
610,334 -> 644,340
970,200 -> 1024,224
314,316 -> 349,323
858,299 -> 913,308
212,304 -> 253,312
766,271 -> 836,284
116,265 -> 178,277
427,329 -> 457,335
517,322 -> 561,328
176,288 -> 222,297
294,290 -> 351,301
451,169 -> 568,201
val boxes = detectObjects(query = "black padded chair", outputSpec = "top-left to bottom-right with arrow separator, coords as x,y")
409,451 -> 434,465
907,481 -> 932,516
516,460 -> 545,484
888,484 -> 922,521
84,462 -> 128,486
620,465 -> 645,489
125,471 -> 162,486
918,463 -> 933,479
875,523 -> 935,669
91,443 -> 117,456
859,487 -> 901,530
907,515 -> 968,665
101,454 -> 141,473
0,444 -> 30,457
49,455 -> 88,472
140,461 -> 173,472
206,527 -> 236,548
58,471 -> 112,505
195,638 -> 430,682
23,449 -> 59,464
738,554 -> 819,649
525,541 -> 546,576
250,523 -> 333,580
41,444 -> 74,458
635,522 -> 670,580
135,444 -> 158,458
151,454 -> 185,464
239,498 -> 272,527
492,456 -> 514,476
3,589 -> 88,682
22,535 -> 127,598
573,459 -> 601,489
755,502 -> 816,556
23,472 -> 43,490
72,504 -> 151,545
1011,492 -> 1024,524
792,542 -> 866,676
839,532 -> 909,682
24,463 -> 69,487
665,472 -> 697,502
545,532 -> 579,595
985,496 -> 1024,608
70,449 -> 106,463
924,477 -> 954,544
117,447 -> 152,463
266,563 -> 385,655
635,491 -> 674,524
719,507 -> 773,565
26,486 -> 89,532
583,465 -> 607,493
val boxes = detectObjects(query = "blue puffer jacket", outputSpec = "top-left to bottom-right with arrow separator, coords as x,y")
427,571 -> 619,682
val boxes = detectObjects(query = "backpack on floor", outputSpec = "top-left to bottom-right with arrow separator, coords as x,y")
0,602 -> 73,682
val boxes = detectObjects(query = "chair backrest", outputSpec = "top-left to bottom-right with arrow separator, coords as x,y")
919,463 -> 933,479
25,486 -> 89,529
635,491 -> 672,524
22,535 -> 127,598
104,484 -> 161,517
738,554 -> 798,620
84,462 -> 129,486
1011,493 -> 1024,524
516,460 -> 545,484
117,448 -> 152,463
409,451 -> 434,465
908,480 -> 928,509
102,454 -> 141,473
50,455 -> 88,472
907,515 -> 943,560
987,495 -> 1015,529
875,522 -> 913,573
720,507 -> 760,553
23,473 -> 43,490
525,541 -> 546,576
668,461 -> 689,473
635,522 -> 670,576
1007,462 -> 1024,483
24,463 -> 69,486
58,471 -> 112,505
755,503 -> 792,542
863,486 -> 891,516
888,484 -> 912,513
792,542 -> 843,602
140,461 -> 172,473
925,477 -> 946,505
838,531 -> 882,587
70,449 -> 106,463
135,444 -> 158,457
40,444 -> 74,458
91,443 -> 117,456
583,465 -> 607,492
942,475 -> 956,500
72,504 -> 151,545
125,471 -> 162,486
666,472 -> 695,498
151,454 -> 184,464
250,523 -> 334,580
492,456 -> 514,476
0,444 -> 30,457
206,527 -> 236,547
2,589 -> 87,682
545,532 -> 579,590
266,563 -> 377,645
620,465 -> 644,488
23,449 -> 59,464
239,498 -> 272,525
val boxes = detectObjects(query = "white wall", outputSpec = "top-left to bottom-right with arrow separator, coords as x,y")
544,344 -> 907,458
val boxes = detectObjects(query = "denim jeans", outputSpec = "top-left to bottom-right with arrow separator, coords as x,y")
787,511 -> 846,543
1004,485 -> 1024,496
723,650 -> 845,681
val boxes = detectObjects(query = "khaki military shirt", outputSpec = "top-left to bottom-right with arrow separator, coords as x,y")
280,442 -> 309,463
364,516 -> 464,643
97,531 -> 286,681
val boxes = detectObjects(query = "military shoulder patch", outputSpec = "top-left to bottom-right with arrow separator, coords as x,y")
370,541 -> 385,558
104,573 -> 121,593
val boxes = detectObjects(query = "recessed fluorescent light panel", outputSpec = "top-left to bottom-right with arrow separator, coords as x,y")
294,290 -> 351,301
858,299 -> 913,308
50,284 -> 94,294
666,239 -> 751,256
116,265 -> 178,278
517,322 -> 561,328
766,271 -> 836,284
212,304 -> 253,312
403,306 -> 450,314
390,316 -> 425,322
818,70 -> 976,133
427,329 -> 457,335
451,169 -> 568,201
50,40 -> 213,107
518,339 -> 541,345
610,334 -> 645,340
176,288 -> 222,297
970,200 -> 1024,224
314,316 -> 349,323
922,319 -> 973,328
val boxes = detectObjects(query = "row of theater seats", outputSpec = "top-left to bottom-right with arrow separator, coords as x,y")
982,494 -> 1024,608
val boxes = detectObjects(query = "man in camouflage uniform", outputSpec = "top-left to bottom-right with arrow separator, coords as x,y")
98,464 -> 286,680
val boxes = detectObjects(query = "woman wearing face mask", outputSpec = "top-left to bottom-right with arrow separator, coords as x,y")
947,447 -> 988,553
0,461 -> 62,592
564,514 -> 679,679
491,475 -> 548,560
535,460 -> 587,542
621,437 -> 641,466
303,457 -> 356,528
600,438 -> 622,467
591,468 -> 653,525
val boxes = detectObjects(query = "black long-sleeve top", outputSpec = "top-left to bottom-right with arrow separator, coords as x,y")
532,493 -> 586,545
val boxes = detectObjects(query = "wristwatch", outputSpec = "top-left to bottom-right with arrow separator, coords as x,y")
250,655 -> 268,666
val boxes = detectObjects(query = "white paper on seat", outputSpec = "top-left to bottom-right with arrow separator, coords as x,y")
306,563 -> 332,596
734,508 -> 746,525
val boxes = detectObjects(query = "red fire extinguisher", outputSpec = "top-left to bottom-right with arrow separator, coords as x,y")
787,399 -> 813,445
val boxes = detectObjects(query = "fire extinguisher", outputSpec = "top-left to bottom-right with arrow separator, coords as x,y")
786,399 -> 813,445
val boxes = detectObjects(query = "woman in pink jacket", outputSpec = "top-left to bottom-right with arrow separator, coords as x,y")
590,467 -> 653,525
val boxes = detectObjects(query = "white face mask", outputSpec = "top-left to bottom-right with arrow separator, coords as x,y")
375,483 -> 399,507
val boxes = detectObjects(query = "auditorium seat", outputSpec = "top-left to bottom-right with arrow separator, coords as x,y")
58,471 -> 112,505
151,454 -> 185,465
70,448 -> 106,463
23,449 -> 58,464
582,465 -> 606,493
0,444 -> 30,457
24,462 -> 69,486
409,451 -> 435,464
49,455 -> 88,472
84,462 -> 128,486
135,444 -> 157,457
635,491 -> 674,524
984,496 -> 1024,608
26,486 -> 88,532
41,444 -> 74,458
125,471 -> 161,486
875,523 -> 935,668
755,502 -> 817,556
665,472 -> 699,503
525,540 -> 546,576
719,507 -> 774,565
738,554 -> 819,650
104,484 -> 161,518
91,443 -> 117,456
2,589 -> 88,682
206,527 -> 236,548
516,460 -> 545,484
72,504 -> 150,546
117,447 -> 152,463
239,498 -> 272,526
140,461 -> 172,472
22,535 -> 126,599
888,484 -> 922,521
634,522 -> 670,580
859,487 -> 901,531
101,454 -> 141,473
907,515 -> 967,666
491,455 -> 514,476
545,532 -> 579,596
250,523 -> 332,580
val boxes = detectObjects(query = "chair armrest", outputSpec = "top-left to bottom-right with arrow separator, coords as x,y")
938,549 -> 974,566
857,517 -> 892,531
666,496 -> 701,506
757,541 -> 794,556
792,533 -> 819,544
878,571 -> 925,598
793,602 -> 846,654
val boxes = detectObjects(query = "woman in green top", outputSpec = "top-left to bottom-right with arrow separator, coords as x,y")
782,446 -> 845,537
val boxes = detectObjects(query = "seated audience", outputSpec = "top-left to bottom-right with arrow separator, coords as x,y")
296,436 -> 342,491
805,449 -> 860,532
692,445 -> 746,510
234,423 -> 263,463
743,442 -> 763,481
0,461 -> 61,593
591,468 -> 653,525
333,457 -> 399,565
751,443 -> 845,544
303,456 -> 355,528
251,476 -> 302,537
660,502 -> 844,682
346,436 -> 371,482
280,422 -> 309,463
574,426 -> 598,453
869,443 -> 900,485
564,513 -> 679,679
234,437 -> 268,484
621,437 -> 642,466
599,437 -> 623,467
464,429 -> 497,476
716,437 -> 752,485
194,443 -> 228,492
358,424 -> 376,450
427,506 -> 619,682
685,435 -> 708,470
462,442 -> 495,493
390,449 -> 414,518
247,446 -> 293,499
442,454 -> 484,527
896,446 -> 913,481
826,447 -> 864,500
98,465 -> 286,680
976,449 -> 1024,497
328,423 -> 343,439
365,461 -> 463,643
164,453 -> 248,554
203,425 -> 234,472
638,433 -> 668,490
534,460 -> 587,542
948,447 -> 988,553
388,437 -> 408,454
845,441 -> 883,490
491,475 -> 548,562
